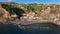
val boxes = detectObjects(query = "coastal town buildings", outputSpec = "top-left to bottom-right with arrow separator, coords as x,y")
0,3 -> 60,25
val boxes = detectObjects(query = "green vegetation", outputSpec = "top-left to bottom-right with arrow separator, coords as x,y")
1,4 -> 25,16
0,14 -> 3,17
1,4 -> 12,14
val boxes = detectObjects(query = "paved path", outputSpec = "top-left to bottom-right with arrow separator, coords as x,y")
2,19 -> 60,26
7,20 -> 53,25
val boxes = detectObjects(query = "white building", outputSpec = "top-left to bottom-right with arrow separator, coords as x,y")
11,14 -> 18,18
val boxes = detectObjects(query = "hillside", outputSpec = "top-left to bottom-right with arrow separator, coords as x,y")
0,2 -> 60,21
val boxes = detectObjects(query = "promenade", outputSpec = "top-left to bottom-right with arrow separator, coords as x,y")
7,20 -> 56,25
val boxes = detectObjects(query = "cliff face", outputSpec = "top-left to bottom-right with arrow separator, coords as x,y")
0,7 -> 10,18
0,7 -> 10,22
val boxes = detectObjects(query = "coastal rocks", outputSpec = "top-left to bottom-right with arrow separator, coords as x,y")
0,18 -> 7,23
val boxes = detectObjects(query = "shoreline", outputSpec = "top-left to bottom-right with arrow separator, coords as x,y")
0,20 -> 58,30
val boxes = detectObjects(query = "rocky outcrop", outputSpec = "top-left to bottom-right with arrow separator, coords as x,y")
0,7 -> 10,19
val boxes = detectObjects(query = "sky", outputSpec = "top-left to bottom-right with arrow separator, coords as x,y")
0,0 -> 60,4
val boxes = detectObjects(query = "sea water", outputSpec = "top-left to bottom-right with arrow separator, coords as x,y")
0,22 -> 60,34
